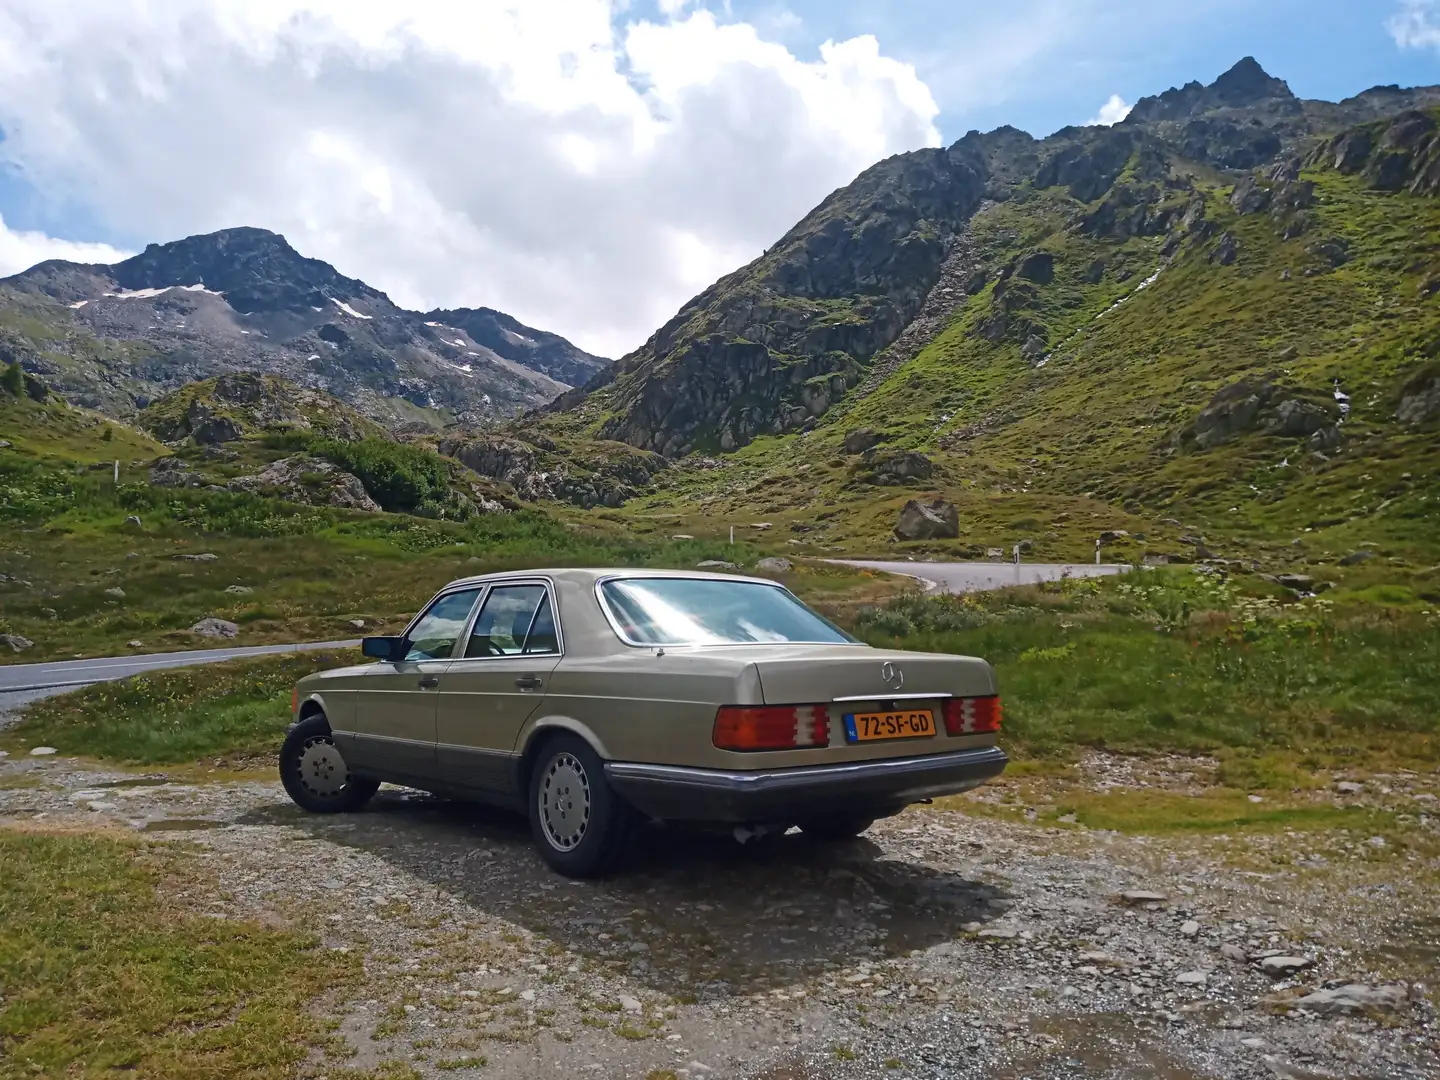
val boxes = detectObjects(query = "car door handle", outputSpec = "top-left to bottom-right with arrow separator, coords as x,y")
418,676 -> 440,689
514,676 -> 542,691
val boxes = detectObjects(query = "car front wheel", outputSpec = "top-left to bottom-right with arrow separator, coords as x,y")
279,714 -> 380,813
528,734 -> 634,878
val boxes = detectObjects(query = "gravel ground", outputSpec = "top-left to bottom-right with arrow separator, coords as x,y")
1,751 -> 1436,1080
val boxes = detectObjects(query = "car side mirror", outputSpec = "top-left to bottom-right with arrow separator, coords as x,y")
361,636 -> 408,661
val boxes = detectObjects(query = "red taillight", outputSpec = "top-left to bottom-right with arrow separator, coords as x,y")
943,695 -> 1002,736
713,705 -> 830,752
291,686 -> 299,715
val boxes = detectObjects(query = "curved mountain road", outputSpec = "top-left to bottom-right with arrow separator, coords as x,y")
829,559 -> 1131,594
0,639 -> 361,717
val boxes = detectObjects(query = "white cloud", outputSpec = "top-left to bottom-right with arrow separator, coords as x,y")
0,0 -> 941,358
1389,0 -> 1440,49
1087,94 -> 1132,127
0,212 -> 131,278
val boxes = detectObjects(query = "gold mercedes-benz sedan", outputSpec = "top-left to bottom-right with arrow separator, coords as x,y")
280,568 -> 1007,877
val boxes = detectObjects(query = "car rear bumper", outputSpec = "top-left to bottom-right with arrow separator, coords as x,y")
604,745 -> 1007,824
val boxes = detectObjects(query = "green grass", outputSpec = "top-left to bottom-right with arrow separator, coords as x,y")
0,652 -> 349,764
0,828 -> 361,1077
855,570 -> 1440,766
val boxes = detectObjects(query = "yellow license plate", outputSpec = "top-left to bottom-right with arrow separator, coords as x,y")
844,709 -> 936,742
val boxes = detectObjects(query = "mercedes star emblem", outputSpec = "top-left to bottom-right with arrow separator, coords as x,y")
881,661 -> 904,690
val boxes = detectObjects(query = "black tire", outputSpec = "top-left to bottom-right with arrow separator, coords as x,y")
279,714 -> 380,813
528,733 -> 635,878
799,813 -> 877,842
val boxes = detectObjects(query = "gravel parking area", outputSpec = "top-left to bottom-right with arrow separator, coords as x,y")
1,752 -> 1436,1080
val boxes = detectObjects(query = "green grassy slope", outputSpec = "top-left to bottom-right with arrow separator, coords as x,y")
591,139 -> 1440,576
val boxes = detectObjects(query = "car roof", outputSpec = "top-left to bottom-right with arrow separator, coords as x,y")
441,567 -> 781,591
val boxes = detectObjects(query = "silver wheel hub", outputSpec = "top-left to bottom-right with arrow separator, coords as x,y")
298,736 -> 348,797
540,753 -> 590,852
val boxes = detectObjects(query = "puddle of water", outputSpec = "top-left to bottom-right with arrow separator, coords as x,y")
142,819 -> 222,833
97,777 -> 173,789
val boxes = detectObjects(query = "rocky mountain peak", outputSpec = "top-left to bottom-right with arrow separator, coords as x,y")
1210,56 -> 1295,107
1126,56 -> 1297,125
111,226 -> 384,315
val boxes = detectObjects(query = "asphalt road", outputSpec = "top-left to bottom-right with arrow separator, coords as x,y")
0,639 -> 361,715
830,559 -> 1131,594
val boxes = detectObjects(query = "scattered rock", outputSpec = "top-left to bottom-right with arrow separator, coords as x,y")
1175,971 -> 1208,985
349,619 -> 366,630
1275,574 -> 1315,592
1397,368 -> 1440,425
127,639 -> 144,648
894,498 -> 959,541
1230,175 -> 1271,215
1221,943 -> 1248,962
1180,920 -> 1200,937
148,457 -> 205,488
1120,890 -> 1167,905
843,428 -> 881,455
1339,550 -> 1376,566
669,534 -> 695,540
1334,780 -> 1364,794
862,449 -> 935,485
1099,529 -> 1130,544
619,995 -> 643,1013
123,515 -> 143,527
1211,231 -> 1240,265
1016,251 -> 1055,284
696,560 -> 739,571
104,587 -> 126,599
29,746 -> 58,756
0,440 -> 10,449
976,927 -> 1019,940
190,617 -> 239,639
0,633 -> 34,653
172,553 -> 219,562
754,557 -> 792,573
224,585 -> 254,595
1260,956 -> 1314,977
1294,983 -> 1410,1016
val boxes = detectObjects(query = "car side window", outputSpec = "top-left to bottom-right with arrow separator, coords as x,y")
465,584 -> 555,658
404,589 -> 482,662
522,593 -> 558,655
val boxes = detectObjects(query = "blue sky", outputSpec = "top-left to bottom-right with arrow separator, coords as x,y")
705,0 -> 1439,140
0,0 -> 1436,356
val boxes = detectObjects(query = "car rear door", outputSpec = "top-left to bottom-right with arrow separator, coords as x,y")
343,587 -> 482,781
435,579 -> 562,797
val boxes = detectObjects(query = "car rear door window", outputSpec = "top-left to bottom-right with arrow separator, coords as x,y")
465,584 -> 555,658
404,589 -> 482,661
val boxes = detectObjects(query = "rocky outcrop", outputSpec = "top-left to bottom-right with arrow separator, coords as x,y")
148,456 -> 205,488
227,455 -> 380,511
860,449 -> 935,485
139,372 -> 387,444
1397,366 -> 1440,424
1181,376 -> 1340,449
440,432 -> 667,509
894,498 -> 959,540
1309,109 -> 1440,196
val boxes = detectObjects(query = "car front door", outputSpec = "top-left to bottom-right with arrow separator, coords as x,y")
436,580 -> 562,796
343,587 -> 482,782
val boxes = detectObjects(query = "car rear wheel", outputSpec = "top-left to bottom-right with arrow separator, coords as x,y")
279,714 -> 380,813
799,813 -> 877,842
528,734 -> 634,878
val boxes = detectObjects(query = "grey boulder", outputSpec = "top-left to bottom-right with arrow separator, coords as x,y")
894,499 -> 959,541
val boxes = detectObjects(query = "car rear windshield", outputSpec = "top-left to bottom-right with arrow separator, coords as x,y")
599,577 -> 860,646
